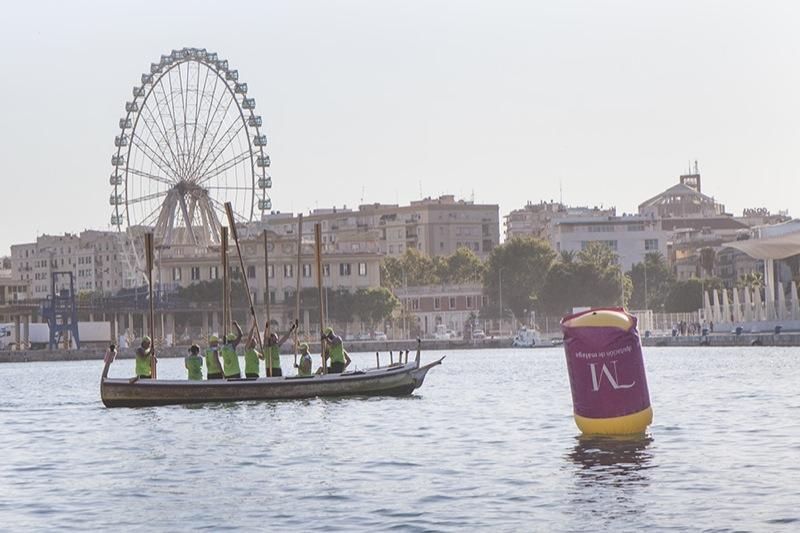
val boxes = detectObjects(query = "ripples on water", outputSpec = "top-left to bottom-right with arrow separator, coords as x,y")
1,347 -> 799,531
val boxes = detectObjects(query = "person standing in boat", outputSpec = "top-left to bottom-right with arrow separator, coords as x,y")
205,335 -> 224,380
243,325 -> 263,379
185,344 -> 203,381
295,342 -> 313,377
321,327 -> 351,374
221,321 -> 244,379
135,336 -> 155,379
263,321 -> 297,377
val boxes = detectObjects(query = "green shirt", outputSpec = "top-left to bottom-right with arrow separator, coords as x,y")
329,342 -> 345,364
205,348 -> 222,374
185,355 -> 203,381
244,348 -> 261,376
221,344 -> 241,377
135,348 -> 151,377
267,345 -> 281,369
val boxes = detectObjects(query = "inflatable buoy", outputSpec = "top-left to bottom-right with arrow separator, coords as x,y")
561,307 -> 652,435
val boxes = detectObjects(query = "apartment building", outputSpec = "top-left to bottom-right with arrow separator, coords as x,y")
263,195 -> 500,259
505,201 -> 616,241
10,231 -> 138,299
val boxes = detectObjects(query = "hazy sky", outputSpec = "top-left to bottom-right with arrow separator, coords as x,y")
2,0 -> 800,255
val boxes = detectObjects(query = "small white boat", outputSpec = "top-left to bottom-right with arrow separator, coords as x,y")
511,327 -> 549,348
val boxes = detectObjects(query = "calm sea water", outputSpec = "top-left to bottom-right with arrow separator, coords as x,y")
1,347 -> 799,531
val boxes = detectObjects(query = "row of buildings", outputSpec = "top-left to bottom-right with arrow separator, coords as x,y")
2,173 -> 795,339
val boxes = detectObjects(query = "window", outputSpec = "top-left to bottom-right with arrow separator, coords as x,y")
268,265 -> 274,278
284,290 -> 292,302
340,263 -> 351,276
358,262 -> 367,276
209,266 -> 219,279
303,264 -> 312,278
645,239 -> 659,251
588,225 -> 615,233
627,224 -> 645,232
247,265 -> 256,279
412,298 -> 419,310
172,267 -> 181,281
440,242 -> 445,250
449,297 -> 456,309
323,264 -> 330,277
270,291 -> 276,304
466,296 -> 473,308
284,264 -> 293,278
434,297 -> 441,310
191,267 -> 200,281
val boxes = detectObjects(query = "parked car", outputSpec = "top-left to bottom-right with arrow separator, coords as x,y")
472,329 -> 486,340
373,331 -> 388,341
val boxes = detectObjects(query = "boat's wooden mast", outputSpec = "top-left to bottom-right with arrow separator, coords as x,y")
294,214 -> 303,367
225,203 -> 266,358
314,223 -> 326,374
262,229 -> 271,377
144,232 -> 157,379
221,227 -> 229,340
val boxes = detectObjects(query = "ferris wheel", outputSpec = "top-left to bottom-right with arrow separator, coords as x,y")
109,47 -> 272,249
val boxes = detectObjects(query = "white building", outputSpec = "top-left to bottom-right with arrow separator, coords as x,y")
551,214 -> 669,271
10,231 -> 138,299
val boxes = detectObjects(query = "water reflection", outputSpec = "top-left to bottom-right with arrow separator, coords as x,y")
563,435 -> 655,529
567,434 -> 654,483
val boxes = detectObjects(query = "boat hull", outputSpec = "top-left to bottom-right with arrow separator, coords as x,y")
101,358 -> 443,408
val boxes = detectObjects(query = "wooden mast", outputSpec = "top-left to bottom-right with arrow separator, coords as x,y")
221,226 -> 229,340
144,232 -> 157,379
225,203 -> 266,358
314,223 -> 326,374
262,229 -> 271,377
294,214 -> 303,367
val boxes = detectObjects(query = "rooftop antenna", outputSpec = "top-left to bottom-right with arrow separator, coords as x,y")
559,180 -> 563,205
360,185 -> 365,204
694,160 -> 699,174
419,180 -> 423,198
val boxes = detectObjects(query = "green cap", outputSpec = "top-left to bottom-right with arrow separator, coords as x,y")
226,333 -> 237,342
209,335 -> 219,343
142,335 -> 151,344
323,327 -> 333,336
300,343 -> 309,353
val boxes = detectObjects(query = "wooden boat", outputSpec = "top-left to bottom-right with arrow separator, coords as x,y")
101,350 -> 444,408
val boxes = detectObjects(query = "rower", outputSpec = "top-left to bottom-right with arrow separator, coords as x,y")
221,321 -> 243,379
243,325 -> 263,379
185,344 -> 203,381
321,327 -> 351,374
263,322 -> 297,377
295,343 -> 313,377
135,336 -> 155,379
205,335 -> 224,380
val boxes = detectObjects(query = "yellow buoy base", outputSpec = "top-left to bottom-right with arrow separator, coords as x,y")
574,406 -> 653,435
564,308 -> 634,329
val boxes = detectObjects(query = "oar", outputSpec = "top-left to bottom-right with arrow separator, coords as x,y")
314,223 -> 326,374
224,203 -> 266,362
144,232 -> 157,379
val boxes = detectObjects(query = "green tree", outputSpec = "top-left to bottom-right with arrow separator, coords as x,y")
483,237 -> 557,319
380,249 -> 439,288
539,260 -> 629,317
442,247 -> 485,284
352,287 -> 399,329
627,252 -> 675,310
664,277 -> 724,312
